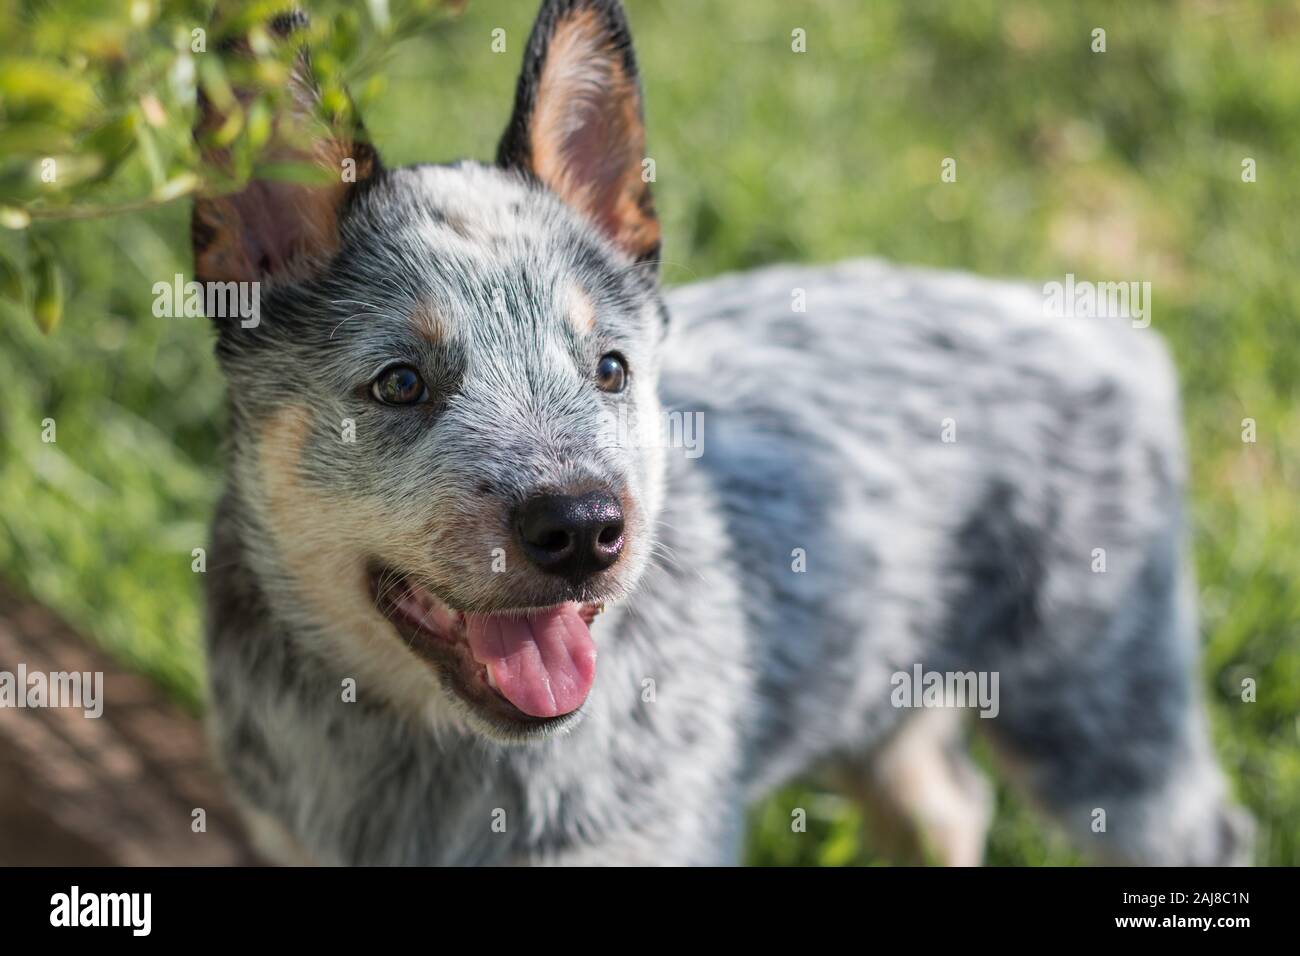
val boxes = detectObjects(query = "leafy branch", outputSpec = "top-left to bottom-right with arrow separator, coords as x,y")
0,0 -> 463,332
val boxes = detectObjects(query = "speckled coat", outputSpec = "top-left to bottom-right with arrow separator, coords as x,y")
197,0 -> 1251,866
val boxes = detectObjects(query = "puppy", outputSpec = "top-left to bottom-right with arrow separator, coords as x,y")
197,0 -> 1251,865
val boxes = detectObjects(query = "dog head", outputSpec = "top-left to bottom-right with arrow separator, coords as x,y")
195,0 -> 667,741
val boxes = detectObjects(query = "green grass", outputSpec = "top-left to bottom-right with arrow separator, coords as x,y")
1,0 -> 1297,865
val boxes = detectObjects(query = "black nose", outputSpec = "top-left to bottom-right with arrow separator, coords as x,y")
515,490 -> 625,580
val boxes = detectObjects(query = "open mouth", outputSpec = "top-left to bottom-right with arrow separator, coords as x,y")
368,567 -> 602,728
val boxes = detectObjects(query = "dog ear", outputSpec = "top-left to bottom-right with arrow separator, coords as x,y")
191,10 -> 379,288
497,0 -> 659,265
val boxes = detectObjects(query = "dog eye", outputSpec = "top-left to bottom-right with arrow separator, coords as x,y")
371,365 -> 428,405
595,353 -> 627,393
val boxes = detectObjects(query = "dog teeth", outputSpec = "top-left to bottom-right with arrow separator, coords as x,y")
484,668 -> 500,691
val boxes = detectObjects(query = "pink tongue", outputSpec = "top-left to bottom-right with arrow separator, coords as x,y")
465,604 -> 597,718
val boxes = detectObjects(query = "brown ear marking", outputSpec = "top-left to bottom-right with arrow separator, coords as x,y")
497,0 -> 660,265
192,11 -> 380,287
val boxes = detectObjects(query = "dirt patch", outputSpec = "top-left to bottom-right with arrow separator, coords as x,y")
0,581 -> 261,865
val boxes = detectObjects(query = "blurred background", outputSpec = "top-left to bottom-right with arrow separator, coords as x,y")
0,0 -> 1296,865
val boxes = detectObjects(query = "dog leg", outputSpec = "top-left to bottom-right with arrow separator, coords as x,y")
848,708 -> 993,866
236,802 -> 318,866
980,545 -> 1254,865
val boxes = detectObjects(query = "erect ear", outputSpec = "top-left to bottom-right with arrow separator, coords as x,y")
191,10 -> 379,288
497,0 -> 659,265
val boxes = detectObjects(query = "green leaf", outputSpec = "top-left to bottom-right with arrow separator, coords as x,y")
251,159 -> 334,186
0,123 -> 76,158
245,96 -> 272,152
0,254 -> 25,303
153,172 -> 200,202
196,54 -> 237,114
0,59 -> 98,124
30,243 -> 64,334
132,117 -> 164,188
83,113 -> 138,168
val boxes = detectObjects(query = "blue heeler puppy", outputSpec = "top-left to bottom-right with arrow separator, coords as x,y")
195,0 -> 1252,865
